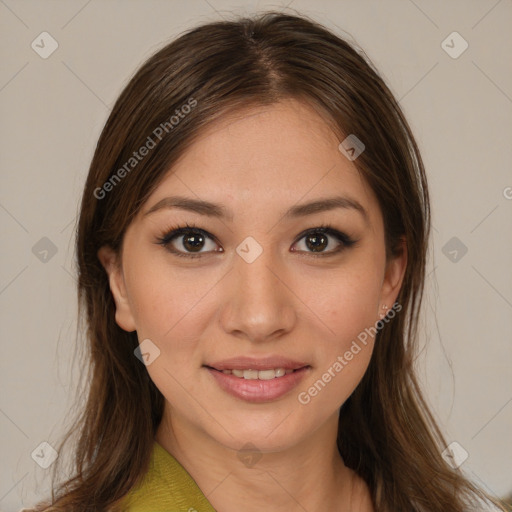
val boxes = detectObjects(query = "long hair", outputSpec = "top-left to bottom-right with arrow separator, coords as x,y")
32,10 -> 507,512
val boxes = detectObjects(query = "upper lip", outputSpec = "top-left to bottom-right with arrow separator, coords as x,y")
205,356 -> 310,371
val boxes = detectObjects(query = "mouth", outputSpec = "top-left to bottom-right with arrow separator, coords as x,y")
203,357 -> 311,402
205,366 -> 308,380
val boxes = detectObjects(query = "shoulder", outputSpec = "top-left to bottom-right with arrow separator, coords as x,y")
349,470 -> 375,512
345,471 -> 506,512
120,441 -> 216,512
465,495 -> 508,512
17,505 -> 52,512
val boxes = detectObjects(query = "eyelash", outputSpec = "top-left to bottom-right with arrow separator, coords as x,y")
155,222 -> 357,259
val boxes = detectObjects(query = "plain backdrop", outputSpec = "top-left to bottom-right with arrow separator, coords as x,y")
1,0 -> 511,510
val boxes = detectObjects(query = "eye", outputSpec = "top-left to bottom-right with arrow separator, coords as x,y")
291,224 -> 357,257
155,222 -> 221,259
155,222 -> 357,259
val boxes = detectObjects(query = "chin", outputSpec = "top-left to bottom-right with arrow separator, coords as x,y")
204,411 -> 314,454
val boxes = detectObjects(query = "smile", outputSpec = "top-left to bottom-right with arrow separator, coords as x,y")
204,364 -> 311,403
218,368 -> 295,380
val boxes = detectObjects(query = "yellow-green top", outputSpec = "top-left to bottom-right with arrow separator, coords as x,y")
119,441 -> 216,512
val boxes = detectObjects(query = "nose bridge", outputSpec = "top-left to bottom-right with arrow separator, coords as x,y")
220,238 -> 296,341
237,245 -> 280,301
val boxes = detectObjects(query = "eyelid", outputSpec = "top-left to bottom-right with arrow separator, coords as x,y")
291,225 -> 357,257
155,222 -> 221,259
155,223 -> 357,258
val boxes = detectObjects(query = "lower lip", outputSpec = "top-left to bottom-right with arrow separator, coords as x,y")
206,367 -> 310,403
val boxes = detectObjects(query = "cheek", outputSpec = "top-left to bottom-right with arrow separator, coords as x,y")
125,266 -> 210,400
310,265 -> 383,345
123,249 -> 208,340
123,253 -> 223,392
298,262 -> 382,402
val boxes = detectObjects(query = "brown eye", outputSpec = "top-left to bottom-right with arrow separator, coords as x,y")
181,232 -> 206,252
157,225 -> 221,258
156,223 -> 356,260
304,232 -> 329,252
292,226 -> 357,256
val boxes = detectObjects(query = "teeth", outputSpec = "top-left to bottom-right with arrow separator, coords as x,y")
221,368 -> 294,380
258,369 -> 280,380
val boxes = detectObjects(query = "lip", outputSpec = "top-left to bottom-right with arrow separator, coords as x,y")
204,357 -> 311,403
206,356 -> 309,371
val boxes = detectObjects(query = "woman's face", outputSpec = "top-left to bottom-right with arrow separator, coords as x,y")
99,98 -> 406,454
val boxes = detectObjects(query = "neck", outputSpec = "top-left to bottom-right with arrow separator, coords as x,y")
155,407 -> 361,512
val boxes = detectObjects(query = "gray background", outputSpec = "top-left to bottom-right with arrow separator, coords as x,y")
1,0 -> 511,510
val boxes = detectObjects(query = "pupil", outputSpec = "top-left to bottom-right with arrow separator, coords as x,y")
306,233 -> 327,252
180,232 -> 329,253
183,233 -> 204,252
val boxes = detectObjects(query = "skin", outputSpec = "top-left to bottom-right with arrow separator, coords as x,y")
99,98 -> 407,511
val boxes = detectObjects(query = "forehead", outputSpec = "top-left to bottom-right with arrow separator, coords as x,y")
144,98 -> 381,228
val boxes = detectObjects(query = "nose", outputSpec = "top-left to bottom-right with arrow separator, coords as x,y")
219,244 -> 297,344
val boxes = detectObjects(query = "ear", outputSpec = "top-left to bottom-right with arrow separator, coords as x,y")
97,245 -> 137,332
378,236 -> 407,319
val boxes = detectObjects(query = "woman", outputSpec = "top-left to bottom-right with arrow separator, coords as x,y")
28,10 -> 507,512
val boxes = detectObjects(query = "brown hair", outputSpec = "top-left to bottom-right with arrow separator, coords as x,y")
32,10 -> 507,512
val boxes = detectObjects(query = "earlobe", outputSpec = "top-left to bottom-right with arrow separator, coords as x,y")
379,237 -> 407,316
97,246 -> 137,332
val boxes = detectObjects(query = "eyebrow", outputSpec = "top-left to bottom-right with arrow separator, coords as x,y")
144,195 -> 369,225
